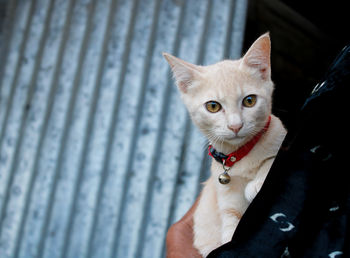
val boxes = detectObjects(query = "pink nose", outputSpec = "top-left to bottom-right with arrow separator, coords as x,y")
228,123 -> 243,134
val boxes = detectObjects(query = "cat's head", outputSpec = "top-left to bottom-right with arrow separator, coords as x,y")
163,33 -> 273,148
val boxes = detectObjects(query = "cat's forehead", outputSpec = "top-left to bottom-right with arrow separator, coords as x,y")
203,60 -> 256,94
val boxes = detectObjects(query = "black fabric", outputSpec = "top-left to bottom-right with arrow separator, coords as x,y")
208,45 -> 350,258
209,146 -> 228,165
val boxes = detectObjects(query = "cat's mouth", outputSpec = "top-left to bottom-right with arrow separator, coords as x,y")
225,135 -> 244,141
205,130 -> 245,145
221,134 -> 246,143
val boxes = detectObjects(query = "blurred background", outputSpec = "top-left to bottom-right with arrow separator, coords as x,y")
0,0 -> 348,258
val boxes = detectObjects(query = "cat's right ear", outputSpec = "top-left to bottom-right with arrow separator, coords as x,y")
163,52 -> 203,93
240,33 -> 271,81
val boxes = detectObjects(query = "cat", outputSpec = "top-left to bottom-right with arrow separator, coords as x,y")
163,33 -> 287,257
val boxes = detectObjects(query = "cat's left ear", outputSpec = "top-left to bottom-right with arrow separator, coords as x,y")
240,33 -> 271,80
163,52 -> 204,93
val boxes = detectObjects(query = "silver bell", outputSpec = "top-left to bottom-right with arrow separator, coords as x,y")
218,172 -> 231,184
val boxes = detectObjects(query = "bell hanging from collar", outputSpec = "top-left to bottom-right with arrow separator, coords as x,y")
218,171 -> 231,184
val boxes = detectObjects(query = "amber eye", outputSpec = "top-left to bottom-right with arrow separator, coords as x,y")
205,101 -> 222,113
242,95 -> 257,107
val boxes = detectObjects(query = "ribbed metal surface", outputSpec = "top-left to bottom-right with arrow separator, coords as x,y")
0,0 -> 247,257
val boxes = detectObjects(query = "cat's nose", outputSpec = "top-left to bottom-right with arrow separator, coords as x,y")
227,123 -> 243,134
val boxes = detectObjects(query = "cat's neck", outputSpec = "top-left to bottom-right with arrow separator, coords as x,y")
210,140 -> 247,155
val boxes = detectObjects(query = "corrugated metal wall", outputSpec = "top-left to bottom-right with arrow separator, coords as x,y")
0,0 -> 247,257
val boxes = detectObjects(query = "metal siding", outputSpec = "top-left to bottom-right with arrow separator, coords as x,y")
0,0 -> 247,257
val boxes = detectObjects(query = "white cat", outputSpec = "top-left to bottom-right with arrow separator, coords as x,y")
163,33 -> 287,257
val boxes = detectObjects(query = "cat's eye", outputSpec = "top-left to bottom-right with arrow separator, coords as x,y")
242,95 -> 257,107
205,101 -> 222,113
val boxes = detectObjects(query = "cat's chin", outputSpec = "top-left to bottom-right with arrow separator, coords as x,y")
224,137 -> 245,146
224,135 -> 243,141
209,135 -> 246,148
210,137 -> 246,154
216,136 -> 247,149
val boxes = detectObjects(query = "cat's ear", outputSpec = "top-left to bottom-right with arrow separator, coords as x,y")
163,52 -> 203,93
240,33 -> 271,80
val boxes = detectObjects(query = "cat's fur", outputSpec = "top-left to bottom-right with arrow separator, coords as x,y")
163,33 -> 287,257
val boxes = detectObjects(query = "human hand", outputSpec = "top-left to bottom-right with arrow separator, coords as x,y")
166,197 -> 201,258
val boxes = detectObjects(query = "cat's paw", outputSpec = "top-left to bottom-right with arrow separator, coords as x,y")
194,238 -> 221,258
221,230 -> 234,245
245,180 -> 264,203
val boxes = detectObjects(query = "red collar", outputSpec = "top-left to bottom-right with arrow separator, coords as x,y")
208,116 -> 271,167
